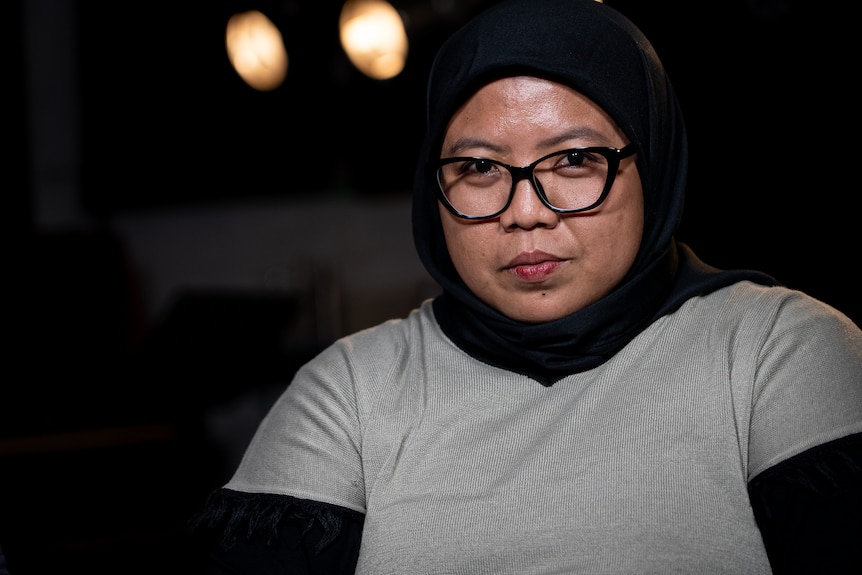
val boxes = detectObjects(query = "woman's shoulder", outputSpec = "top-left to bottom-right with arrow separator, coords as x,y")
336,297 -> 438,351
694,280 -> 858,330
294,299 -> 441,391
665,280 -> 862,367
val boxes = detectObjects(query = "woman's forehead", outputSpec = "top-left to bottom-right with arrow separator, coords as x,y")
442,76 -> 624,149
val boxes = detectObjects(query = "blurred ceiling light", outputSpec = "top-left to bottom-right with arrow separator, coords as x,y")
339,0 -> 408,80
225,10 -> 288,91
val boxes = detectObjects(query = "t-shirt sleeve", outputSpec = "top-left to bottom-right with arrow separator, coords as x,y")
224,338 -> 368,513
747,291 -> 862,479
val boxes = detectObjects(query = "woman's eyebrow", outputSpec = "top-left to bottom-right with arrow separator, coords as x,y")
443,137 -> 509,157
538,127 -> 612,148
444,127 -> 615,157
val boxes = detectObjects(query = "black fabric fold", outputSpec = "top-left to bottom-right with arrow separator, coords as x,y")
748,432 -> 862,574
190,488 -> 364,554
434,242 -> 776,385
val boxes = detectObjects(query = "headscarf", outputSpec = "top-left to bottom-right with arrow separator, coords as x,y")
412,0 -> 777,385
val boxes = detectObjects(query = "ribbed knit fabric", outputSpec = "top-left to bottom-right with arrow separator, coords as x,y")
226,282 -> 862,574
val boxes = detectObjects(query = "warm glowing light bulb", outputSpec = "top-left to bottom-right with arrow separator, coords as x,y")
339,0 -> 408,80
225,10 -> 288,91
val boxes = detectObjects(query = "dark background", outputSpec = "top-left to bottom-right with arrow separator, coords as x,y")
4,1 -> 858,574
14,0 -> 857,311
77,0 -> 501,211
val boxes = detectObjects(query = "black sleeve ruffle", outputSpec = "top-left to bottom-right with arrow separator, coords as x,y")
748,432 -> 862,574
190,488 -> 364,575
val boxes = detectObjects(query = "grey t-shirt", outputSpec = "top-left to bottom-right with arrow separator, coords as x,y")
227,281 -> 862,574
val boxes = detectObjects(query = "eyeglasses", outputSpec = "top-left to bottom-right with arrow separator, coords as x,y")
434,145 -> 636,220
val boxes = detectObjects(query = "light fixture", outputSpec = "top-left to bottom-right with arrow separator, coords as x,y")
339,0 -> 408,80
225,10 -> 289,91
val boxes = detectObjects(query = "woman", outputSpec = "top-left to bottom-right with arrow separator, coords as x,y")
193,0 -> 862,572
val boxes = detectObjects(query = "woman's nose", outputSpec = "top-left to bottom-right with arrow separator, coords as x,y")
499,178 -> 559,230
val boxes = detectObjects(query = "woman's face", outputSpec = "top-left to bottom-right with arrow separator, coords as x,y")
439,76 -> 643,323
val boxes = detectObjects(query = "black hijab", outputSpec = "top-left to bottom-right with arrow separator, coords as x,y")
412,0 -> 777,386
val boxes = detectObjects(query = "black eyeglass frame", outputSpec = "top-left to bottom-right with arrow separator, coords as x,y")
433,144 -> 636,220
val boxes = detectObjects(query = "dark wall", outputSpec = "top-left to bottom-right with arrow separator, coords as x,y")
75,0 -> 501,213
9,0 -> 31,234
66,0 -> 859,325
613,0 -> 858,324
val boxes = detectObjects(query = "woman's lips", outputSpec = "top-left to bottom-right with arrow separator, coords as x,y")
505,251 -> 564,281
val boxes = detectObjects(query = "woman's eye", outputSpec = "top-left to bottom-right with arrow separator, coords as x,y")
470,159 -> 497,175
561,151 -> 587,167
457,159 -> 500,179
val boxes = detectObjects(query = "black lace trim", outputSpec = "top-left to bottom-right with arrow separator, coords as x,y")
189,488 -> 364,554
749,432 -> 862,504
748,432 -> 862,573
